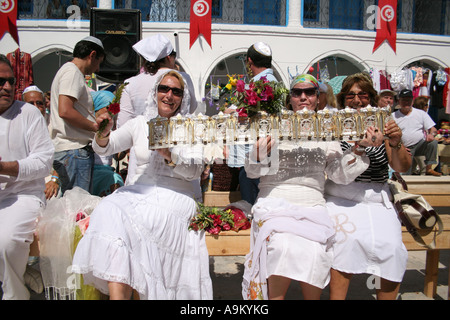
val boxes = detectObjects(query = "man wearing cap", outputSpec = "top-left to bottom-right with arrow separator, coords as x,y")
23,85 -> 47,117
246,42 -> 277,82
378,89 -> 397,111
229,42 -> 278,205
393,89 -> 441,176
49,36 -> 105,194
0,55 -> 54,299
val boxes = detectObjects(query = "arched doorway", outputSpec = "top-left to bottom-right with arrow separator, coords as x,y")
32,50 -> 73,93
202,52 -> 283,116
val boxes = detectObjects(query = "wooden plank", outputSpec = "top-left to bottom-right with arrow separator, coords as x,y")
424,250 -> 440,298
203,191 -> 242,207
205,229 -> 250,256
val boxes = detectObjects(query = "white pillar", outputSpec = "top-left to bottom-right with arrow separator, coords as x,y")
98,0 -> 112,9
287,0 -> 302,27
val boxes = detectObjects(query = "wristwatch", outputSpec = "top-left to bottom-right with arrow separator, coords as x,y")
390,141 -> 403,149
164,159 -> 176,167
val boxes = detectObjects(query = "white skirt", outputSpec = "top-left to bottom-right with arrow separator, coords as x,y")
266,233 -> 333,289
325,181 -> 408,282
71,184 -> 213,300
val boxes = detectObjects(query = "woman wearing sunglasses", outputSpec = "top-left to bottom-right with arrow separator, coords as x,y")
326,73 -> 411,300
242,74 -> 373,300
72,70 -> 212,300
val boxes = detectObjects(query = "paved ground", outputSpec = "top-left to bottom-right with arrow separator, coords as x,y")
1,239 -> 448,300
9,250 -> 444,300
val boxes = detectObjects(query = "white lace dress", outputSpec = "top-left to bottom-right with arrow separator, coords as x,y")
71,116 -> 212,299
242,141 -> 369,300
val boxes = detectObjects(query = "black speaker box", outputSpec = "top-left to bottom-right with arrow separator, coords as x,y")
90,8 -> 142,83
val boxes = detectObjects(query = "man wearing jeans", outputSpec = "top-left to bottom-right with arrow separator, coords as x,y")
393,89 -> 441,176
49,36 -> 105,194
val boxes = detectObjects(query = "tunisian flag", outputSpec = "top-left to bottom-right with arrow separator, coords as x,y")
0,0 -> 19,46
190,0 -> 212,49
373,0 -> 397,53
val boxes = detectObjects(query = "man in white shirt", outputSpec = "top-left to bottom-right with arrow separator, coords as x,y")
392,89 -> 441,176
49,36 -> 105,194
0,55 -> 54,299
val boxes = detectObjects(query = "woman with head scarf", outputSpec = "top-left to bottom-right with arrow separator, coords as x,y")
71,70 -> 212,300
242,74 -> 374,300
325,73 -> 411,300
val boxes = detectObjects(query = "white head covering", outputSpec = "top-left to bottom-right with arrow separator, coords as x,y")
81,36 -> 104,49
23,85 -> 44,95
143,69 -> 191,120
133,34 -> 174,63
252,42 -> 272,57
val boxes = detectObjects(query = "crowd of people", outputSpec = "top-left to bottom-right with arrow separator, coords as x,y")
0,33 -> 448,301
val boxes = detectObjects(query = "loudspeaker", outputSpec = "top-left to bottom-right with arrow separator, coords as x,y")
90,8 -> 142,83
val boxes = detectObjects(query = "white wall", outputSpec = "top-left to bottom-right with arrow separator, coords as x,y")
1,0 -> 449,111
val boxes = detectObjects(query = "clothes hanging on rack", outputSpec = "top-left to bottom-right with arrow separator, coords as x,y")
7,48 -> 34,101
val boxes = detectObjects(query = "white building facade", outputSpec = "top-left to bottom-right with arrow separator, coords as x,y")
1,0 -> 449,117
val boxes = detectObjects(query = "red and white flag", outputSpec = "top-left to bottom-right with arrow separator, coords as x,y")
0,0 -> 19,46
373,0 -> 397,53
190,0 -> 212,49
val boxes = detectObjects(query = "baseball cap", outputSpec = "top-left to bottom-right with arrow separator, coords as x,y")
399,89 -> 413,98
132,34 -> 174,62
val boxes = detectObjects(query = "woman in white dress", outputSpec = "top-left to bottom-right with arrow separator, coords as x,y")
326,73 -> 411,300
242,74 -> 373,300
71,70 -> 212,300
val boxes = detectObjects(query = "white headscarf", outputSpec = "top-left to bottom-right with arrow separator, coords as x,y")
143,69 -> 191,120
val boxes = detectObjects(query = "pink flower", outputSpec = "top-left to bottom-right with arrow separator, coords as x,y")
261,86 -> 274,101
237,107 -> 248,117
245,90 -> 261,106
236,80 -> 246,93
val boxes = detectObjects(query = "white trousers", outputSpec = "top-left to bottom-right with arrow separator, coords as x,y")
0,196 -> 41,300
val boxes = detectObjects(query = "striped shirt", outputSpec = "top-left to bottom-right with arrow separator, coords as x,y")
341,141 -> 389,183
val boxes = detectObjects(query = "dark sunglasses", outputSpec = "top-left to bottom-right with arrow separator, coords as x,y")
290,88 -> 318,98
157,84 -> 183,97
29,100 -> 45,106
0,77 -> 16,86
346,92 -> 369,100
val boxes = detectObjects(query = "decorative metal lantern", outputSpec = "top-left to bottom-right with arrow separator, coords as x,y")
211,112 -> 231,144
232,113 -> 255,144
148,116 -> 170,149
317,109 -> 338,141
251,111 -> 274,138
277,109 -> 295,142
170,114 -> 189,146
379,106 -> 393,135
295,109 -> 316,141
191,113 -> 210,145
359,105 -> 380,138
337,107 -> 358,141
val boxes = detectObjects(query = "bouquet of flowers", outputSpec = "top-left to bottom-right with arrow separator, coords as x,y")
97,82 -> 128,137
189,202 -> 251,235
230,76 -> 289,117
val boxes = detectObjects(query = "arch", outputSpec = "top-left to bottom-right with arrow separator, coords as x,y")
306,49 -> 370,78
30,44 -> 74,63
200,48 -> 286,115
399,55 -> 449,70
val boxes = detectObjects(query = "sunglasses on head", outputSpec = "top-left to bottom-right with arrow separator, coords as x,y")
345,92 -> 369,100
290,87 -> 318,98
157,84 -> 183,97
0,77 -> 16,86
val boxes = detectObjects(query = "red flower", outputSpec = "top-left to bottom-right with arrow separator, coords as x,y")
228,207 -> 251,231
236,80 -> 246,93
108,102 -> 120,115
237,107 -> 248,117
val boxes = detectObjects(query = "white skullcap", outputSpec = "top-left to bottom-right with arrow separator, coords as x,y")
252,42 -> 272,57
319,82 -> 328,93
81,36 -> 104,49
133,34 -> 174,62
23,85 -> 43,95
379,89 -> 397,96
